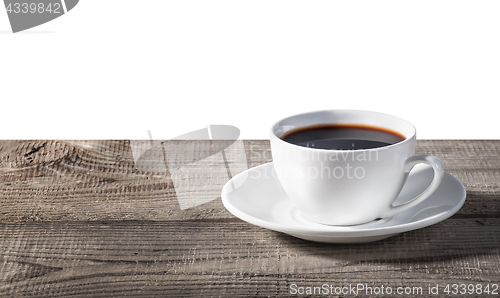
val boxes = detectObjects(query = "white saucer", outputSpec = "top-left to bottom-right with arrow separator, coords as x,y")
221,162 -> 466,244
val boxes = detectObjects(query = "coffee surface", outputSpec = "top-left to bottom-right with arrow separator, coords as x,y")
280,124 -> 406,150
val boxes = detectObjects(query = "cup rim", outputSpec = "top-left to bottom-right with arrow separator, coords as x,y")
269,109 -> 416,152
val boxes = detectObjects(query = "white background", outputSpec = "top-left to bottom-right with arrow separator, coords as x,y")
1,0 -> 499,140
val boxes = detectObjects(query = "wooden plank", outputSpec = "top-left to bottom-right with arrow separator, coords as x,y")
0,140 -> 499,222
0,219 -> 499,297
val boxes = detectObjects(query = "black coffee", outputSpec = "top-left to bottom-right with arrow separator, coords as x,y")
280,124 -> 406,150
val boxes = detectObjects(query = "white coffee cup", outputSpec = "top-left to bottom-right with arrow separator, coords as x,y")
270,110 -> 444,226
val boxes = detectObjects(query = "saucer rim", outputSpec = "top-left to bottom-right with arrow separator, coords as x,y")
221,162 -> 467,238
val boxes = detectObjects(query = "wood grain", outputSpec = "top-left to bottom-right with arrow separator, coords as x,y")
0,140 -> 499,297
1,219 -> 499,297
0,140 -> 499,221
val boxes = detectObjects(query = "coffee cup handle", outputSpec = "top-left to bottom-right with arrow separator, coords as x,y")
381,154 -> 445,218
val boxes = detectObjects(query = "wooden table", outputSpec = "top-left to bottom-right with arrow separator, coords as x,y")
0,140 -> 499,297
